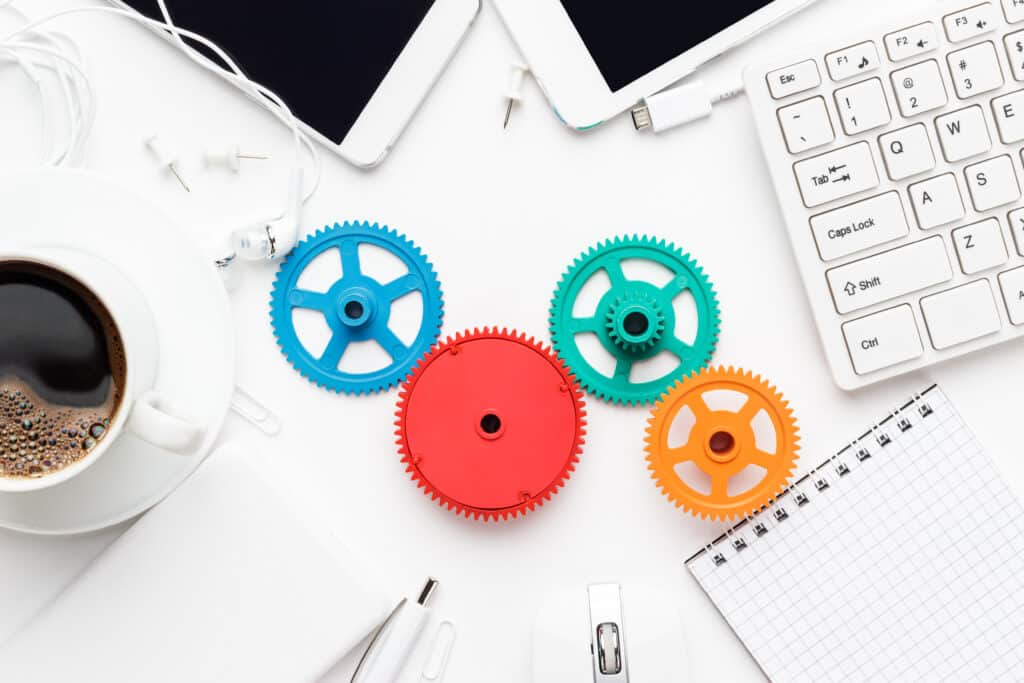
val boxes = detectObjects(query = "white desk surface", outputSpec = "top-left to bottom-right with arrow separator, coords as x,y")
4,0 -> 1024,681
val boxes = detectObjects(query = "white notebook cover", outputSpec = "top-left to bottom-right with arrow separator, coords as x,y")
0,442 -> 388,682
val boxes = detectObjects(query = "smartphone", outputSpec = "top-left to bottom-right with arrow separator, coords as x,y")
494,0 -> 819,129
112,0 -> 480,167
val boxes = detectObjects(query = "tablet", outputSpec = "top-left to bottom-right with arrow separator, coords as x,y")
494,0 -> 819,129
113,0 -> 479,167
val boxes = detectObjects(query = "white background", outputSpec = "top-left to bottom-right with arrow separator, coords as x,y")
4,0 -> 1024,681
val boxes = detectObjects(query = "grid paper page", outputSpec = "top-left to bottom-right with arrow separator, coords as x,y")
687,387 -> 1024,683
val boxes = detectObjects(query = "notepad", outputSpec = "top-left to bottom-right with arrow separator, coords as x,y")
687,386 -> 1024,682
0,443 -> 388,682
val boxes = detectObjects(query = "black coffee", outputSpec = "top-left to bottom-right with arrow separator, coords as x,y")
0,261 -> 126,479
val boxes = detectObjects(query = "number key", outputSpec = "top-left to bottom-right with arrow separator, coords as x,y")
1004,30 -> 1024,80
948,42 -> 1004,98
891,60 -> 948,116
834,79 -> 891,134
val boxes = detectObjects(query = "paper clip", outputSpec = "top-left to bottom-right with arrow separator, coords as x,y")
230,386 -> 282,436
420,620 -> 456,682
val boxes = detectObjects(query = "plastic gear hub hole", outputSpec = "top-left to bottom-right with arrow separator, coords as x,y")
343,300 -> 364,320
480,413 -> 502,435
624,311 -> 649,335
709,430 -> 735,455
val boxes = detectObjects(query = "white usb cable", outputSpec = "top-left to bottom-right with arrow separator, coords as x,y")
631,79 -> 747,134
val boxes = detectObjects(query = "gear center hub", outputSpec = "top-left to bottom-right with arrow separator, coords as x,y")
336,290 -> 373,328
477,411 -> 505,440
705,428 -> 739,463
610,300 -> 663,351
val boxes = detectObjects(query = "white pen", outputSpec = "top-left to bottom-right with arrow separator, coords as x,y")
352,578 -> 438,683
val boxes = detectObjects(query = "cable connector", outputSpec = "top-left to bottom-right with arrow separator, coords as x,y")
631,80 -> 745,134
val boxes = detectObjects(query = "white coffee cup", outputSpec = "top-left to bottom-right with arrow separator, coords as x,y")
0,247 -> 204,493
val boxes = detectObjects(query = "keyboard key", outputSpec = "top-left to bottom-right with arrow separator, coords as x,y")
992,90 -> 1024,142
885,23 -> 938,62
935,105 -> 991,161
944,3 -> 998,43
908,173 -> 966,228
920,280 -> 1001,349
793,142 -> 879,208
826,236 -> 952,314
952,218 -> 1008,273
842,305 -> 923,374
879,124 -> 936,180
1003,0 -> 1024,23
1003,31 -> 1024,79
834,79 -> 891,134
964,155 -> 1021,210
947,42 -> 1004,98
1008,207 -> 1024,254
998,266 -> 1024,323
825,42 -> 879,81
778,97 -> 835,154
767,60 -> 822,99
810,192 -> 910,261
891,61 -> 948,116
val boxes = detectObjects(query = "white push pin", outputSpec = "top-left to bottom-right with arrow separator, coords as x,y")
204,144 -> 269,173
144,133 -> 189,192
503,62 -> 528,129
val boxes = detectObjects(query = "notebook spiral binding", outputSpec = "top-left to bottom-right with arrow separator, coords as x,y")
689,385 -> 939,567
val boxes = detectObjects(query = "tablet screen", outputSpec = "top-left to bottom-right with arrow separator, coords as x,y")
560,1 -> 773,92
119,0 -> 435,144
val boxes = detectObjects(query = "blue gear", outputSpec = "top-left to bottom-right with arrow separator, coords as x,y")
270,221 -> 444,394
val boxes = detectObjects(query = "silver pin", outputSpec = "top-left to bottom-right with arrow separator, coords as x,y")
205,144 -> 270,173
144,133 -> 190,192
503,62 -> 528,129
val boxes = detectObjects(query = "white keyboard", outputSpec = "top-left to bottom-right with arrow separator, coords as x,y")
745,0 -> 1024,390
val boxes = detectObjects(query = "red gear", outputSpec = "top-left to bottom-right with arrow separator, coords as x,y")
395,328 -> 587,521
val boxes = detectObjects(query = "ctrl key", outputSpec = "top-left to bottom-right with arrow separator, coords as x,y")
842,305 -> 923,375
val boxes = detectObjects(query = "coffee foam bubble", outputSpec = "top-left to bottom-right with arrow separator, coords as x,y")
0,377 -> 118,479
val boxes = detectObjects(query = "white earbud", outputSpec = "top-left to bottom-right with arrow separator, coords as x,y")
212,167 -> 303,268
204,144 -> 268,173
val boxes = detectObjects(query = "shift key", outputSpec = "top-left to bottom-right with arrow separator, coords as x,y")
827,236 -> 952,314
794,141 -> 879,208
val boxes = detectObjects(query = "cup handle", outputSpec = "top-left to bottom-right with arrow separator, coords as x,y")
126,390 -> 204,454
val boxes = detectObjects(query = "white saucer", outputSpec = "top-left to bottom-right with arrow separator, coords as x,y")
0,169 -> 234,535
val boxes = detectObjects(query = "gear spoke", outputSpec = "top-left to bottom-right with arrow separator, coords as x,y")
340,243 -> 361,277
382,272 -> 422,300
613,357 -> 633,380
603,259 -> 628,288
318,331 -> 350,369
662,274 -> 691,299
569,317 -> 603,334
748,449 -> 777,470
687,396 -> 712,422
375,326 -> 410,361
665,336 -> 694,360
738,397 -> 764,423
710,472 -> 730,498
667,444 -> 700,466
288,288 -> 332,312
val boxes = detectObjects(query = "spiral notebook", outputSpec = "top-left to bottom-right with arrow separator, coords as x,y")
687,385 -> 1024,682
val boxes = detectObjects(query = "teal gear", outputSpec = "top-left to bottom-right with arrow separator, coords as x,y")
549,235 -> 720,406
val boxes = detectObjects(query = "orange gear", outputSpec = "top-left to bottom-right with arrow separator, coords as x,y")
644,366 -> 799,521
